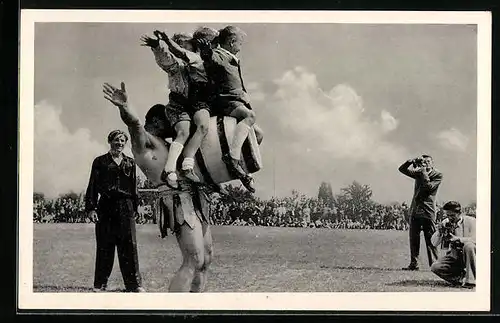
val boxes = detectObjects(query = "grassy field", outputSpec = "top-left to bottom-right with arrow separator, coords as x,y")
33,223 -> 469,292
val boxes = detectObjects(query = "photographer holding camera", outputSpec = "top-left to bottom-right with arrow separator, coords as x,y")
430,201 -> 476,289
399,154 -> 442,271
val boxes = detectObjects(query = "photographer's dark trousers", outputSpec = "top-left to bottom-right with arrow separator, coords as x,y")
409,216 -> 438,267
431,241 -> 476,285
94,197 -> 142,291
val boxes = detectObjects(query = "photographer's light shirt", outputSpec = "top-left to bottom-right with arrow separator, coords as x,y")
431,215 -> 476,252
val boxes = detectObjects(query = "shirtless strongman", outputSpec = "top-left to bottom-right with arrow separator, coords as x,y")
102,82 -> 213,292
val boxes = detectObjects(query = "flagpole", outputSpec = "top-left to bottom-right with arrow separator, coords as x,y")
273,142 -> 276,198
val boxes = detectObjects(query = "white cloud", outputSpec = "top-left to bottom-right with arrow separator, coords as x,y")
270,67 -> 406,166
380,110 -> 399,133
246,81 -> 266,102
34,101 -> 146,198
436,127 -> 469,152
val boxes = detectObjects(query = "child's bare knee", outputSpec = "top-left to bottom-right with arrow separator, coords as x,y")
255,127 -> 264,144
197,123 -> 209,136
176,127 -> 190,142
246,110 -> 256,124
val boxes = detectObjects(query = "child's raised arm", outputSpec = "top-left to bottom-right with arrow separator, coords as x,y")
141,34 -> 181,74
196,39 -> 224,65
154,30 -> 191,63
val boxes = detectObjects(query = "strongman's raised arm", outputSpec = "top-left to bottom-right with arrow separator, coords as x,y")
103,82 -> 170,186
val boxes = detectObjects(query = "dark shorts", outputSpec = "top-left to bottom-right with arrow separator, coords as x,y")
214,98 -> 252,116
165,103 -> 191,127
165,92 -> 191,127
189,82 -> 213,115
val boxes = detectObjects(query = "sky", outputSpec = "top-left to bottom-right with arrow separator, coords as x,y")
33,22 -> 478,204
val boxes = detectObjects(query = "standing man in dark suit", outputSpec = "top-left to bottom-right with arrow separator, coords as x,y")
398,154 -> 443,270
85,129 -> 145,292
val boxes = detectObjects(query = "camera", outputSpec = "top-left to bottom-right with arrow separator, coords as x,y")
441,220 -> 455,232
412,157 -> 424,167
440,220 -> 461,249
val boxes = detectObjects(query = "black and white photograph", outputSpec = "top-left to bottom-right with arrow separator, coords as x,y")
19,10 -> 491,311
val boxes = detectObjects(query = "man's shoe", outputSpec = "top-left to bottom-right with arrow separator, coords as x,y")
222,153 -> 246,178
461,282 -> 475,289
216,184 -> 229,195
182,168 -> 201,183
446,279 -> 463,287
240,175 -> 255,194
402,264 -> 419,271
207,183 -> 228,195
92,286 -> 107,292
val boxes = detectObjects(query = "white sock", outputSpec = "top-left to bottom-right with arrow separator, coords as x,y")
182,157 -> 195,170
165,141 -> 183,172
230,122 -> 251,160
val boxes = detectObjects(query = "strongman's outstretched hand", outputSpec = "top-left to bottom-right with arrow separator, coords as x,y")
140,34 -> 160,48
103,82 -> 128,107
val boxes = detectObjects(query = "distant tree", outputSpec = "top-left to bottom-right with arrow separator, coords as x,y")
340,181 -> 372,203
464,201 -> 477,217
33,192 -> 46,223
215,184 -> 259,222
220,184 -> 256,204
290,189 -> 308,206
466,201 -> 477,209
335,181 -> 374,221
318,181 -> 335,207
33,192 -> 45,203
59,192 -> 79,200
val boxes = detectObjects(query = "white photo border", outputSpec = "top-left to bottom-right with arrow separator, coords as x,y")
19,9 -> 492,311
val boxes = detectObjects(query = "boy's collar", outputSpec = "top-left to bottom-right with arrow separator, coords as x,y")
219,47 -> 239,63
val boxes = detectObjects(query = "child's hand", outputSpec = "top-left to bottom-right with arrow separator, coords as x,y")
154,30 -> 169,41
197,39 -> 212,57
140,35 -> 160,48
197,39 -> 211,50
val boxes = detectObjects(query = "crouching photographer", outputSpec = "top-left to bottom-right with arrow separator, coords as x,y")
430,201 -> 476,289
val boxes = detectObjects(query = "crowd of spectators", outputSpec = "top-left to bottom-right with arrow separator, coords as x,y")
32,192 -> 476,231
33,193 -> 155,224
209,196 -> 412,230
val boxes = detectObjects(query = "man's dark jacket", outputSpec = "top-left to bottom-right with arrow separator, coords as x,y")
399,161 -> 443,221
